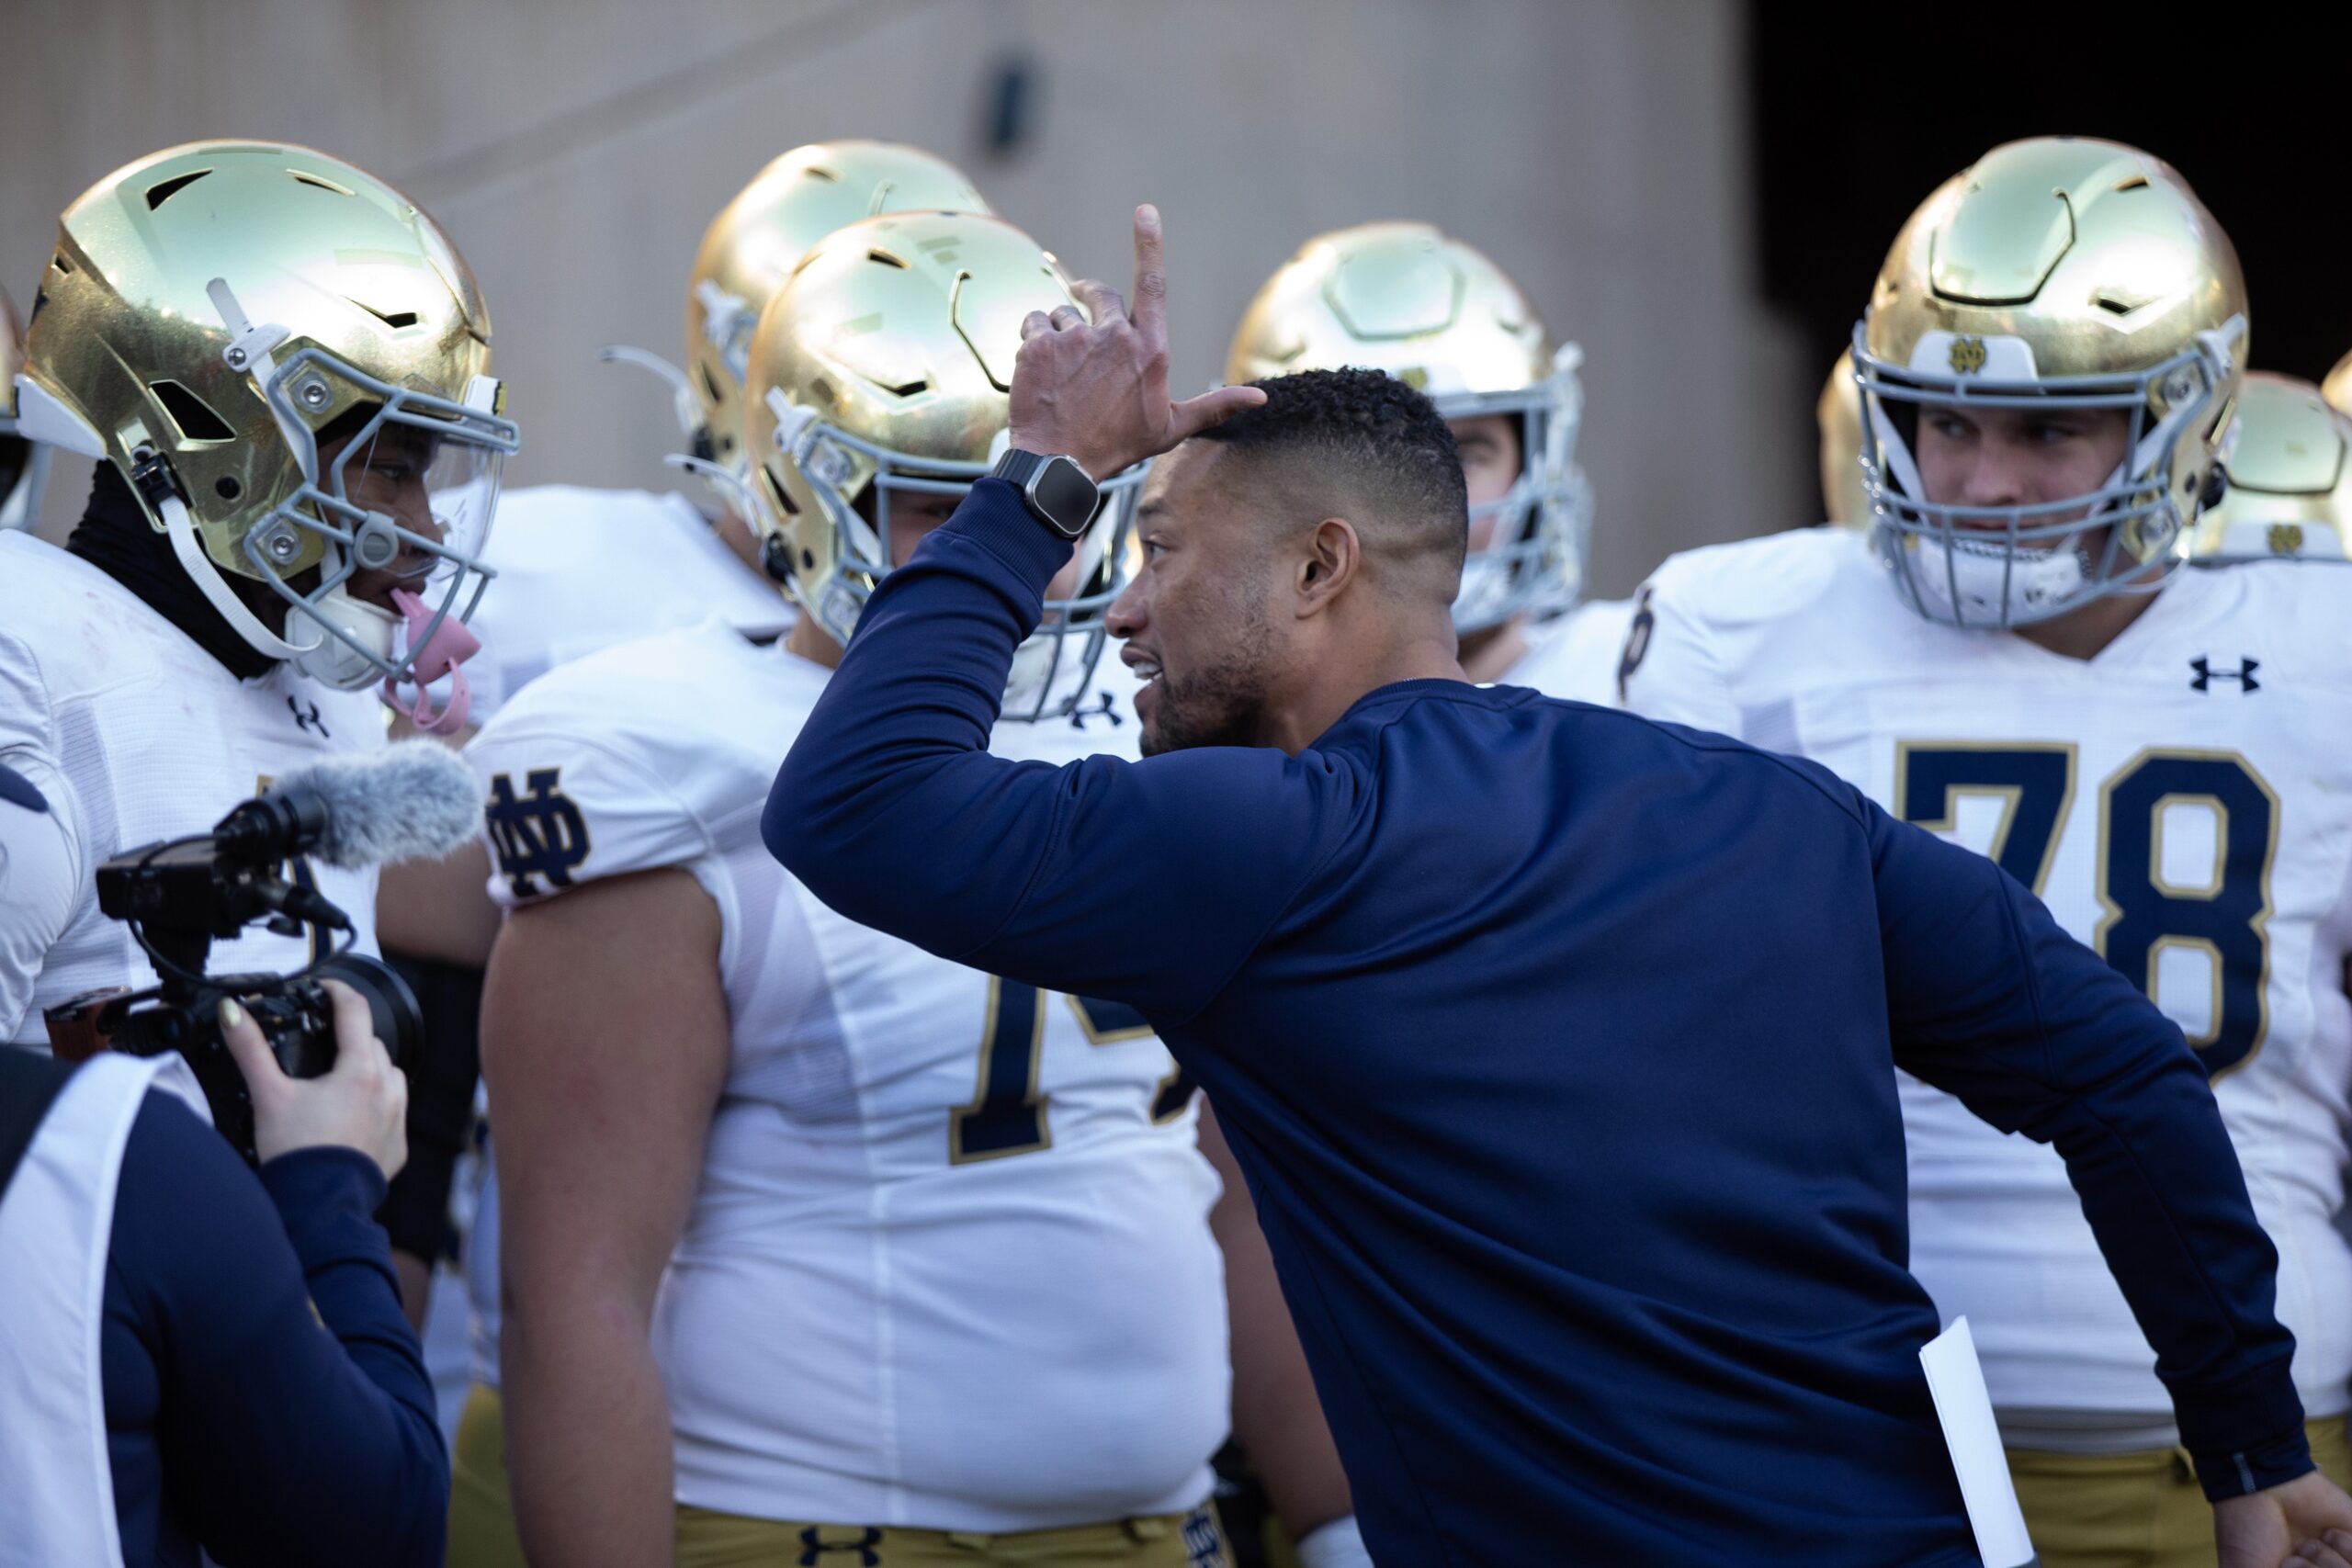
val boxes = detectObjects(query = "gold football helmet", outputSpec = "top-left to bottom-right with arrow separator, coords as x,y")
1817,351 -> 1869,528
16,141 -> 518,713
682,141 -> 988,479
2188,372 -> 2349,562
741,209 -> 1139,720
0,286 -> 52,532
1854,136 -> 2246,627
2324,349 -> 2351,419
1225,221 -> 1589,633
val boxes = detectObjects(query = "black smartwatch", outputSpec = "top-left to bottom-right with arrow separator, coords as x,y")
992,448 -> 1099,540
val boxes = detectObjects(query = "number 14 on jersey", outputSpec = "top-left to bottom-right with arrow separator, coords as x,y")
950,979 -> 1196,1164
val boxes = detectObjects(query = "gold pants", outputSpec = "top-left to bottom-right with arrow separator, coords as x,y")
447,1384 -> 529,1568
2009,1416 -> 2352,1568
447,1382 -> 1233,1568
676,1504 -> 1231,1568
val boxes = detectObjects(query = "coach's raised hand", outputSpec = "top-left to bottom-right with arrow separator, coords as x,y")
1008,204 -> 1265,481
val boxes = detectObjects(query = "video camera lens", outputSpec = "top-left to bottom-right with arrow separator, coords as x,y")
281,952 -> 421,1077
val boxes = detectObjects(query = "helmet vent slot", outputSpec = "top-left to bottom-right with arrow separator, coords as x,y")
865,248 -> 911,270
804,166 -> 842,184
870,377 -> 928,398
697,361 -> 724,404
143,170 -> 212,210
49,251 -> 74,276
149,380 -> 234,443
2111,175 -> 2151,193
347,298 -> 420,330
759,464 -> 799,516
289,170 -> 356,197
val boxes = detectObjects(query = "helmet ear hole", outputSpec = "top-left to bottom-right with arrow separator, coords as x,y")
149,380 -> 233,443
760,533 -> 795,585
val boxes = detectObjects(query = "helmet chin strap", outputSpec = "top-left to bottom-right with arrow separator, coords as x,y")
157,489 -> 315,662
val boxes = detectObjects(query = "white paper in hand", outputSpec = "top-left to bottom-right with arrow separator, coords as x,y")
1920,1316 -> 2038,1567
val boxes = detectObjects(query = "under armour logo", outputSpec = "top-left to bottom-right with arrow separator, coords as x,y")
485,769 -> 592,897
1068,691 -> 1124,729
286,695 -> 329,737
2189,657 -> 2260,694
797,1527 -> 882,1566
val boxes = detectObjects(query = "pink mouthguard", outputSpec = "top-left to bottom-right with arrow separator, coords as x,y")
382,588 -> 481,735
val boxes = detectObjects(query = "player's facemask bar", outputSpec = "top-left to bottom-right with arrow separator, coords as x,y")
1435,344 -> 1592,636
765,392 -> 1144,723
1853,317 -> 2244,630
190,280 -> 519,730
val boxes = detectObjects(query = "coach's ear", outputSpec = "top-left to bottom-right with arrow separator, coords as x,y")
1293,517 -> 1363,620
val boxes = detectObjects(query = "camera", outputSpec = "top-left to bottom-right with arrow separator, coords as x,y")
43,777 -> 422,1164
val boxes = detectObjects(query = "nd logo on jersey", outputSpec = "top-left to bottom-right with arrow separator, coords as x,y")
486,769 -> 591,897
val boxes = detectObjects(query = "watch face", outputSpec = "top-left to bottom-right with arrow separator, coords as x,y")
1034,457 -> 1101,537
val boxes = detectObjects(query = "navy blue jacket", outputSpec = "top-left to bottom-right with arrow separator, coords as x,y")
765,480 -> 2309,1564
104,1091 -> 446,1567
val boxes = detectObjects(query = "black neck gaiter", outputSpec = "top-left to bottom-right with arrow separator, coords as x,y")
64,464 -> 278,682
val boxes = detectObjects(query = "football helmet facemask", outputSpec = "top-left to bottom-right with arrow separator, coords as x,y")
741,209 -> 1139,722
1854,136 -> 2246,629
1226,221 -> 1590,636
16,141 -> 517,728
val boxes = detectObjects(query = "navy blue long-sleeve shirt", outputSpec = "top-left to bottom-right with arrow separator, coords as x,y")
104,1091 -> 447,1568
765,480 -> 2310,1564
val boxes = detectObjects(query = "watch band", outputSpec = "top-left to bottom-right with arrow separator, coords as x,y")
990,448 -> 1099,540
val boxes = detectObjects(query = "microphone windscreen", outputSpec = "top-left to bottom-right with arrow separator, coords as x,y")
277,740 -> 483,869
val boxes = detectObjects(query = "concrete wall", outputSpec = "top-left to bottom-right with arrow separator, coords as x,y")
1,0 -> 1808,598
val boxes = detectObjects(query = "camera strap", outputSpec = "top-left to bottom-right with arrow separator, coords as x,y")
0,1048 -> 76,1212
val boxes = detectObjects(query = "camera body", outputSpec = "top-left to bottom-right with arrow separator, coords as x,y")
42,781 -> 421,1165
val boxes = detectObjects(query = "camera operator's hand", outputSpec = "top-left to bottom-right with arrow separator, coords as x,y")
220,981 -> 410,1178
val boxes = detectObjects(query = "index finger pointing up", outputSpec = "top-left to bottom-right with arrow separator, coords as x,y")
1131,204 -> 1167,340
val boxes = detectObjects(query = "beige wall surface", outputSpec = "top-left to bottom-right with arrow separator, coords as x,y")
1,0 -> 1808,599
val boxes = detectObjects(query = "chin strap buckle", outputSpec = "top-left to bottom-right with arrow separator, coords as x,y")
126,444 -> 185,511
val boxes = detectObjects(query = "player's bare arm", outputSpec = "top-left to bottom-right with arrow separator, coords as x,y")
482,869 -> 727,1568
1198,1100 -> 1353,1541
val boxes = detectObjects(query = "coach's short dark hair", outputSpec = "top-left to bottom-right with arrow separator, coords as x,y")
1193,367 -> 1469,588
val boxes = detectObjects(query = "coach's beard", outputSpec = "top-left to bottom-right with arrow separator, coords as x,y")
1136,620 -> 1276,757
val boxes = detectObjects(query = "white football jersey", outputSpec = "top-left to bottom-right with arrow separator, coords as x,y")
1621,525 -> 2352,1438
466,625 -> 1227,1531
464,485 -> 793,723
1501,597 -> 1633,705
0,534 -> 384,1045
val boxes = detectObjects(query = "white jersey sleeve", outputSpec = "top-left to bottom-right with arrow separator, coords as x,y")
1619,527 -> 1852,738
471,729 -> 711,908
465,626 -> 782,909
1502,599 -> 1636,706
